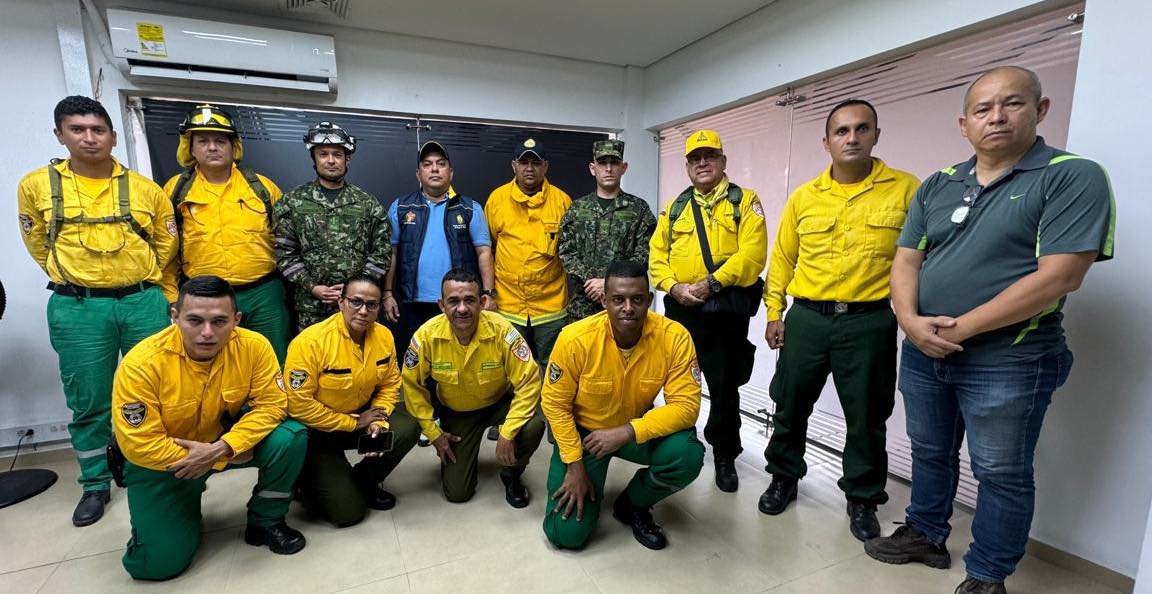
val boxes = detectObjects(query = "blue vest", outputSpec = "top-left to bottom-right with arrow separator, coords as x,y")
394,190 -> 480,303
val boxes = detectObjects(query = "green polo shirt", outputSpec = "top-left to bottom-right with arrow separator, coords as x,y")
897,137 -> 1115,364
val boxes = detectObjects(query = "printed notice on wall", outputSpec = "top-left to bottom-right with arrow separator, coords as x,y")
136,22 -> 168,58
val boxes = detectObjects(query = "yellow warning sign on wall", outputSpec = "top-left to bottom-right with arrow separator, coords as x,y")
136,22 -> 167,58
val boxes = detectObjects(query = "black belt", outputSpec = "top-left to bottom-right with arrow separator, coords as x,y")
232,272 -> 280,292
795,298 -> 889,315
47,281 -> 153,299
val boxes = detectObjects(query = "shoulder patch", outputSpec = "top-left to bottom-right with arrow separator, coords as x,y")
512,338 -> 532,363
750,200 -> 764,218
19,214 -> 33,235
404,346 -> 420,369
288,369 -> 308,390
165,216 -> 178,237
547,361 -> 563,384
121,402 -> 146,427
689,359 -> 702,385
504,328 -> 522,345
275,373 -> 286,392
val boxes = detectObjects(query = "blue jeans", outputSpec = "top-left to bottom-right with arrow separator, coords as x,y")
900,346 -> 1072,583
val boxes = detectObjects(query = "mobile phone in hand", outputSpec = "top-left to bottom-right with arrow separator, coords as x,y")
358,430 -> 394,454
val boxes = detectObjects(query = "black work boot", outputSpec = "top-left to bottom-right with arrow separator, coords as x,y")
612,492 -> 667,550
500,469 -> 529,509
864,524 -> 951,569
244,522 -> 307,555
757,477 -> 797,515
955,577 -> 1007,594
847,501 -> 881,541
714,457 -> 739,492
72,489 -> 110,527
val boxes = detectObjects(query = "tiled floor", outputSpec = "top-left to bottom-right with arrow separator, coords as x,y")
0,420 -> 1123,594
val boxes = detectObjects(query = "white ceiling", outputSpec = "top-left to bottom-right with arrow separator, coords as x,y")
174,0 -> 778,67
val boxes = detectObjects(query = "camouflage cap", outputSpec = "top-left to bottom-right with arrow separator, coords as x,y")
592,139 -> 624,161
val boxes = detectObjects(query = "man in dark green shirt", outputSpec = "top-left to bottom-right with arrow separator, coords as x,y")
863,66 -> 1114,594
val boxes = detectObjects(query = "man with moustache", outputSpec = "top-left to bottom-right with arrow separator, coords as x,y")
542,260 -> 704,551
649,129 -> 768,493
285,276 -> 420,526
274,122 -> 392,331
161,104 -> 289,362
112,275 -> 308,580
559,139 -> 657,324
17,95 -> 176,526
759,100 -> 919,543
864,67 -> 1115,594
382,140 -> 495,359
401,268 -> 545,507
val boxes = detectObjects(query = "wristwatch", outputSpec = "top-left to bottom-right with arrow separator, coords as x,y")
706,274 -> 723,294
481,288 -> 496,298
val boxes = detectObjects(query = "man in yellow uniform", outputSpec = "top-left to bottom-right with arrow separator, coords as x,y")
403,268 -> 545,507
542,260 -> 704,550
484,137 -> 572,365
161,104 -> 289,363
286,276 -> 420,527
112,276 -> 308,581
649,129 -> 768,493
16,96 -> 176,527
759,100 -> 918,541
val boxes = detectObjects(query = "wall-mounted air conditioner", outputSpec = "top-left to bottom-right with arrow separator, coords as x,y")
106,9 -> 337,94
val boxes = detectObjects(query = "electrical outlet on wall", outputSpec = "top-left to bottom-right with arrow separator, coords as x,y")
0,422 -> 70,449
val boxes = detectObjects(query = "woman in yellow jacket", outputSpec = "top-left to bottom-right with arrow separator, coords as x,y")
285,275 -> 420,527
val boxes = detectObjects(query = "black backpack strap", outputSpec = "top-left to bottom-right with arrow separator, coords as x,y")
689,198 -> 717,273
665,186 -> 696,245
239,167 -> 274,226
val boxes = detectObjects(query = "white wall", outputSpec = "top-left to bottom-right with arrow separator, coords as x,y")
0,0 -> 89,446
643,0 -> 1057,129
1048,0 -> 1152,580
641,0 -> 1149,579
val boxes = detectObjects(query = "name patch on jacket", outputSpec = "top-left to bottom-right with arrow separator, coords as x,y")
122,402 -> 146,427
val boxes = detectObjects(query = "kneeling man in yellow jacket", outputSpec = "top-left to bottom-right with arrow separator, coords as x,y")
543,260 -> 705,550
112,275 -> 308,581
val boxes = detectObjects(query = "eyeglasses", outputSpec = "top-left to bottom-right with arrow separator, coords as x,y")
345,298 -> 381,312
686,152 -> 723,165
951,186 -> 981,226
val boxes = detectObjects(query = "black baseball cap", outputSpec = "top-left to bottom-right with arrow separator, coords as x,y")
513,137 -> 546,161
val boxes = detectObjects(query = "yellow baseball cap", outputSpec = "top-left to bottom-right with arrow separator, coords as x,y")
685,129 -> 723,156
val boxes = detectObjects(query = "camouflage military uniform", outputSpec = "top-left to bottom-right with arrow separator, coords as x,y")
273,180 -> 391,330
558,190 -> 656,323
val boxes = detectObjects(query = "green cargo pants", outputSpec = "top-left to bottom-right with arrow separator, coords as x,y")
763,304 -> 897,504
46,285 -> 169,492
296,405 -> 421,527
121,420 -> 307,581
543,429 -> 705,549
438,395 -> 546,503
235,278 -> 291,365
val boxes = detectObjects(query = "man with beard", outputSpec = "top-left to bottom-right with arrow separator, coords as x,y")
402,268 -> 545,507
274,122 -> 391,331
